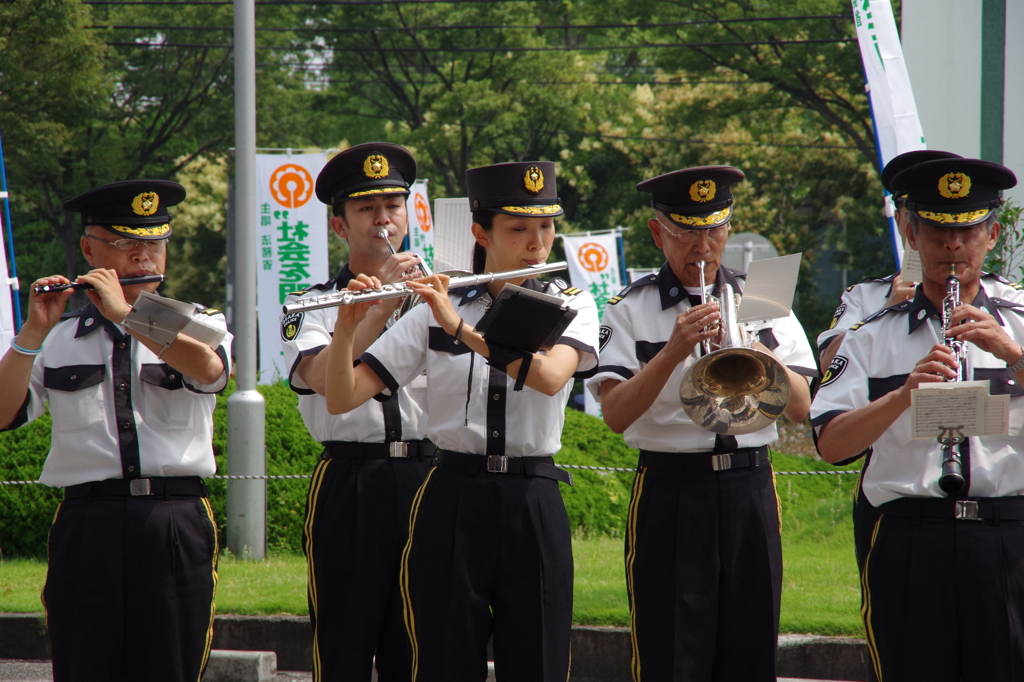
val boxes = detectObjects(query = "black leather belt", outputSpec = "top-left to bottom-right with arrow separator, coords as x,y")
639,446 -> 768,472
434,450 -> 572,485
64,476 -> 208,499
880,496 -> 1024,522
322,440 -> 435,460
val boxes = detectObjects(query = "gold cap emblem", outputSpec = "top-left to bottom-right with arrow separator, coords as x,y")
363,154 -> 389,179
524,166 -> 544,194
689,179 -> 716,203
938,172 -> 971,199
131,191 -> 159,216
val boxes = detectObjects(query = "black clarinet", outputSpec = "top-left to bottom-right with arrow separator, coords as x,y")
937,264 -> 967,496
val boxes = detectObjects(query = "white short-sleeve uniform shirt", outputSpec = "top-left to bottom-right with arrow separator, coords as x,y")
359,278 -> 599,457
10,303 -> 232,487
281,264 -> 429,444
811,280 -> 1024,506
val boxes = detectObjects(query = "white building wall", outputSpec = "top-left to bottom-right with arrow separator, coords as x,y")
1004,0 -> 1024,205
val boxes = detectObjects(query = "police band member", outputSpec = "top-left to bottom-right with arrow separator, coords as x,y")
817,150 -> 962,369
0,180 -> 231,682
812,159 -> 1024,681
324,161 -> 598,681
281,143 -> 432,681
586,166 -> 816,681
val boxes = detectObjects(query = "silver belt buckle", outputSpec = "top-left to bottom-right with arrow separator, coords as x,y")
389,442 -> 409,458
955,500 -> 980,520
712,454 -> 733,471
129,479 -> 152,496
487,455 -> 508,473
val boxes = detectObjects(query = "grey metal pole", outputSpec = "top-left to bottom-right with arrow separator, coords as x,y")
227,0 -> 266,560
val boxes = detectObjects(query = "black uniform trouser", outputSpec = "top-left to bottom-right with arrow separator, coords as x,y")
400,463 -> 574,682
44,493 -> 218,682
863,505 -> 1024,682
626,461 -> 782,682
303,449 -> 432,682
853,481 -> 882,682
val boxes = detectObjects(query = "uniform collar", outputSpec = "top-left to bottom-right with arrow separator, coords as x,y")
66,303 -> 124,340
657,262 -> 744,311
903,282 -> 1004,334
451,275 -> 545,307
335,263 -> 356,290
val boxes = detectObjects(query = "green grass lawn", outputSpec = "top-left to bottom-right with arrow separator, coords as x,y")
0,450 -> 864,636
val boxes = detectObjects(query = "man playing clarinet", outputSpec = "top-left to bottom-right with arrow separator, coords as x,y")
812,158 -> 1024,681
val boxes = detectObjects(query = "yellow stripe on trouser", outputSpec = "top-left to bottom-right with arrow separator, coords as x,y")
861,515 -> 885,682
770,465 -> 782,535
624,468 -> 646,682
198,497 -> 220,682
303,458 -> 332,682
399,467 -> 437,682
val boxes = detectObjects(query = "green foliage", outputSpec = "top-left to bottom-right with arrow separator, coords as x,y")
0,414 -> 61,559
984,199 -> 1024,281
558,408 -> 638,536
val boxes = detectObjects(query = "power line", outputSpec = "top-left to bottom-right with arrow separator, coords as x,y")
106,38 -> 855,51
557,131 -> 858,150
88,15 -> 850,33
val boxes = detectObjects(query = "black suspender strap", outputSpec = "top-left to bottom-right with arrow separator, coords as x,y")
111,331 -> 142,479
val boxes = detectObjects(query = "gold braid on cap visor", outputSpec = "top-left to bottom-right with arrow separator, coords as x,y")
346,187 -> 409,198
500,204 -> 563,215
917,208 -> 991,225
669,207 -> 731,227
108,223 -> 171,237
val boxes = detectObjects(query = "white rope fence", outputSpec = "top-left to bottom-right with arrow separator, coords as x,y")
0,466 -> 860,485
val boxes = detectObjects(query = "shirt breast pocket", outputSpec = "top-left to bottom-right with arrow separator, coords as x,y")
140,363 -> 193,430
43,365 -> 106,433
974,367 -> 1024,435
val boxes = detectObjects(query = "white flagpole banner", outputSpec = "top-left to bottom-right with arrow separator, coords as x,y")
255,152 -> 329,384
406,180 -> 434,271
852,0 -> 927,266
562,233 -> 622,314
0,212 -> 14,351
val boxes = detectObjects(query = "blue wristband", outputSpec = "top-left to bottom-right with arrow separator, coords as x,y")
10,340 -> 43,356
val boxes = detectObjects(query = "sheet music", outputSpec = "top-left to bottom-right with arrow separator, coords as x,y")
432,198 -> 475,274
736,253 -> 801,323
910,380 -> 989,439
900,247 -> 923,284
984,394 -> 1010,436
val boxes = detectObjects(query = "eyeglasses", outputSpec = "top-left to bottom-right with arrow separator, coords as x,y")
86,234 -> 168,253
657,218 -> 730,242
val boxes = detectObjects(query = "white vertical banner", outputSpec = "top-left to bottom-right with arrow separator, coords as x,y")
852,0 -> 927,265
562,233 -> 621,418
255,153 -> 329,384
406,180 -> 434,271
0,212 -> 14,351
562,233 -> 622,314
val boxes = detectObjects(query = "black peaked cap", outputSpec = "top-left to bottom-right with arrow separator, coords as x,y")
315,142 -> 416,205
64,179 -> 185,240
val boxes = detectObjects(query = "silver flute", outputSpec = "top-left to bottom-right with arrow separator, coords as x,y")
282,261 -> 568,314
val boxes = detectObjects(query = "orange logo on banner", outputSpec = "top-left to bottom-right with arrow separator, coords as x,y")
414,193 -> 432,232
269,164 -> 315,208
577,242 -> 609,273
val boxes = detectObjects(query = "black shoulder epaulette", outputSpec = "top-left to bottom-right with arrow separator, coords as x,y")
725,267 -> 746,280
848,305 -> 898,331
983,271 -> 1009,284
608,273 -> 657,306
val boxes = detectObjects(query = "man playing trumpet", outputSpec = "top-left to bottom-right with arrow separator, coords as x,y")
0,180 -> 231,682
585,166 -> 815,681
812,158 -> 1024,681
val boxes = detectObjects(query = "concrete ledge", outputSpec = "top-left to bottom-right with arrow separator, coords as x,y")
0,614 -> 869,681
204,650 -> 277,682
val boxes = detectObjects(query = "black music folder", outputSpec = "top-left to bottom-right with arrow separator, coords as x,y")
474,283 -> 578,353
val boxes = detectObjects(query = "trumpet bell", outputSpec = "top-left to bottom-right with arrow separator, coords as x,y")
679,348 -> 792,435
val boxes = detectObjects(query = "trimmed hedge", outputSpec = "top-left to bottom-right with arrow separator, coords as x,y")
0,382 -> 645,557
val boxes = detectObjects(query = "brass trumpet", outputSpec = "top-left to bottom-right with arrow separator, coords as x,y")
678,262 -> 792,435
282,262 -> 568,314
